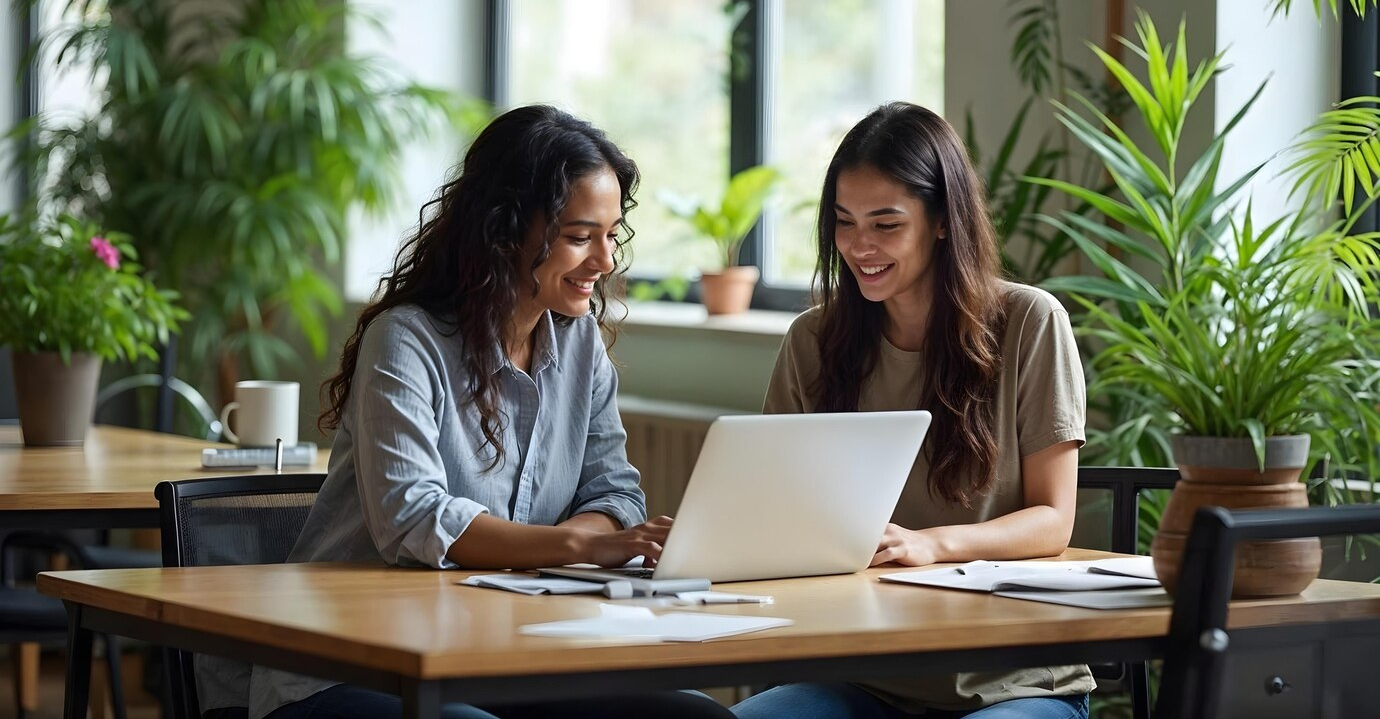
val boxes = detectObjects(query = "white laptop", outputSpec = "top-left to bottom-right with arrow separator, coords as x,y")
543,410 -> 931,585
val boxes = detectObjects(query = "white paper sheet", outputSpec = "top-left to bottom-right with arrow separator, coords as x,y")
518,603 -> 793,641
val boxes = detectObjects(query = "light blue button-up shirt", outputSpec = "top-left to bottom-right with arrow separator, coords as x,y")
233,304 -> 646,718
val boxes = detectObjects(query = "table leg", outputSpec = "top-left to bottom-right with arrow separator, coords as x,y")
62,602 -> 92,719
400,680 -> 439,719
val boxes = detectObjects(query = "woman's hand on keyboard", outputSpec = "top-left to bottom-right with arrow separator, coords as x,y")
578,515 -> 673,568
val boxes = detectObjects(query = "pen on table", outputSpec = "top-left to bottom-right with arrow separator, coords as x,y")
274,438 -> 284,473
675,591 -> 774,604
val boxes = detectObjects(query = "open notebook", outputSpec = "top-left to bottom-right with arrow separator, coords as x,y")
880,557 -> 1171,609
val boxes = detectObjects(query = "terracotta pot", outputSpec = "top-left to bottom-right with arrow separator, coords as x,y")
1151,531 -> 1321,598
1153,434 -> 1320,598
1157,481 -> 1309,535
699,266 -> 759,315
11,350 -> 103,446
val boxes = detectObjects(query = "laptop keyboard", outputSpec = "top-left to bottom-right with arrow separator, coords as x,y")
612,567 -> 656,579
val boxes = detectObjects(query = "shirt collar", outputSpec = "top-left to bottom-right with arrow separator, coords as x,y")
491,310 -> 561,376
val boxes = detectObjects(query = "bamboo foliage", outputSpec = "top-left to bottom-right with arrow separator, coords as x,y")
1269,0 -> 1376,19
1032,12 -> 1380,478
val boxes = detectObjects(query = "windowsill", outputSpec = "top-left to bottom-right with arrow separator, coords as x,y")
613,300 -> 800,340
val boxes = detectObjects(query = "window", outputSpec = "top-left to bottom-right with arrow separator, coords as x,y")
345,1 -> 484,301
507,0 -> 732,278
768,0 -> 943,287
23,0 -> 105,212
37,0 -> 102,122
501,0 -> 943,307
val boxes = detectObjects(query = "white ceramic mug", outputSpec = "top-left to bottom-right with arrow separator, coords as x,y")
219,380 -> 300,447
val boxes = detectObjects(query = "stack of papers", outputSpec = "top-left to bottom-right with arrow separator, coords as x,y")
460,574 -> 604,595
880,557 -> 1171,609
518,603 -> 792,642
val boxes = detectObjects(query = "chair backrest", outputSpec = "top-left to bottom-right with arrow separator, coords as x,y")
155,474 -> 327,718
1156,504 -> 1380,719
96,374 -> 223,441
1075,467 -> 1179,554
1073,467 -> 1179,719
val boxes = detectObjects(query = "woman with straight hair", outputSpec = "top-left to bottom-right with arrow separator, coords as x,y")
225,105 -> 735,719
732,102 -> 1089,718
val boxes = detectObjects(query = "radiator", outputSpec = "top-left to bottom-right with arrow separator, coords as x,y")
618,395 -> 744,517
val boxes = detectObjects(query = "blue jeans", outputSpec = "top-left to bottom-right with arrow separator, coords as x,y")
263,684 -> 736,719
730,683 -> 1088,719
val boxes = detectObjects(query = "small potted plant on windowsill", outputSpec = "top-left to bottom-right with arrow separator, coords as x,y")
665,165 -> 781,315
0,214 -> 188,446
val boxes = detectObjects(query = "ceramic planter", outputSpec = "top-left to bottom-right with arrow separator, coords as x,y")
1152,434 -> 1320,598
11,350 -> 102,446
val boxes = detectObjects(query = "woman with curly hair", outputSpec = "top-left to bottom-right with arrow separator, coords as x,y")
232,105 -> 732,719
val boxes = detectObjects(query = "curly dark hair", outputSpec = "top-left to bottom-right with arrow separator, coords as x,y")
813,102 -> 1006,507
319,105 -> 640,468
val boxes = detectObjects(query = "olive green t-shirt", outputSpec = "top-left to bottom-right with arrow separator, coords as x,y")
763,281 -> 1093,712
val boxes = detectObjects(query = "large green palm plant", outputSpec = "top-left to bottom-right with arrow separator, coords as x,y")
1031,13 -> 1380,493
20,0 -> 478,402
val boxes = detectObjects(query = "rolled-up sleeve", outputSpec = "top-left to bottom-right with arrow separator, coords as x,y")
566,350 -> 646,529
351,320 -> 488,568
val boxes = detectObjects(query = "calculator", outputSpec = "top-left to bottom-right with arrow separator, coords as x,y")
201,443 -> 318,468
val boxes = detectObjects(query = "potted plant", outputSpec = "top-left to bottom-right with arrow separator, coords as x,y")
0,214 -> 188,446
665,165 -> 781,314
1032,14 -> 1380,597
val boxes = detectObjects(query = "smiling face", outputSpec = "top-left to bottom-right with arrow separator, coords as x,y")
833,164 -> 946,316
519,166 -> 623,321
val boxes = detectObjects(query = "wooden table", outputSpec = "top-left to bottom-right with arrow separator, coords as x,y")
0,425 -> 329,530
38,549 -> 1380,719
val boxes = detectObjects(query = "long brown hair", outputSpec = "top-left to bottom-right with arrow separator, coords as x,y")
814,102 -> 1005,506
319,105 -> 639,468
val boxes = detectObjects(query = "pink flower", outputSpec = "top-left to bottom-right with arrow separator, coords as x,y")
90,236 -> 119,270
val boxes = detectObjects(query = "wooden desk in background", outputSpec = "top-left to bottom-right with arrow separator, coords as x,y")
0,424 -> 328,719
39,549 -> 1380,719
0,425 -> 329,530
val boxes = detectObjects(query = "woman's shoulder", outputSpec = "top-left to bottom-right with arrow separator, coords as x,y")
363,304 -> 437,338
360,305 -> 461,356
999,281 -> 1067,326
786,304 -> 825,337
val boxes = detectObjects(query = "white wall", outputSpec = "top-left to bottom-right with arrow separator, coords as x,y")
1214,0 -> 1339,222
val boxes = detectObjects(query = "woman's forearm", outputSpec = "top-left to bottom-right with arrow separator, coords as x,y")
558,511 -> 621,533
925,504 -> 1073,564
445,513 -> 587,569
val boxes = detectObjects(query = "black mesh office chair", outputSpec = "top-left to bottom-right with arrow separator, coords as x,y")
156,474 -> 328,719
1155,504 -> 1380,719
1075,466 -> 1179,719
